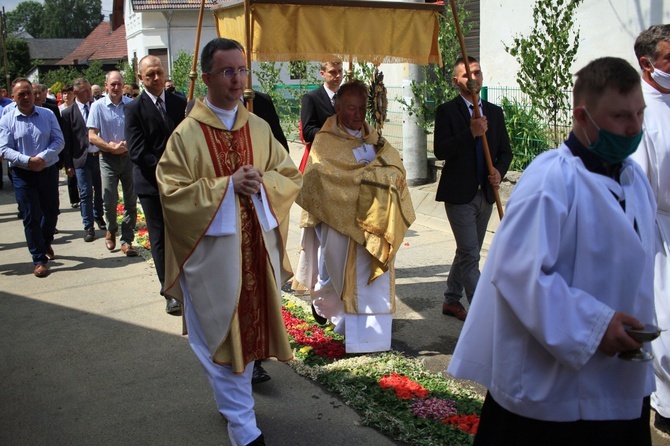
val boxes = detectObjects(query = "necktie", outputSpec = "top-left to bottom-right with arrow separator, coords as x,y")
83,103 -> 89,121
156,97 -> 168,123
469,104 -> 486,186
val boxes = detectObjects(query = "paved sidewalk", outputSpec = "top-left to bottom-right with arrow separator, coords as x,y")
1,143 -> 668,445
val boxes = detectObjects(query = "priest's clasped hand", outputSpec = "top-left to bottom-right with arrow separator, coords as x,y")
233,164 -> 263,196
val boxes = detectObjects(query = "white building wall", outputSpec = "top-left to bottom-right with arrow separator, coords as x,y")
481,0 -> 670,88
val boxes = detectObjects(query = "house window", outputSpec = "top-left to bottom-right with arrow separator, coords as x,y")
149,48 -> 169,77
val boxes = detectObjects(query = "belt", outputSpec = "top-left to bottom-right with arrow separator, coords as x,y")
89,151 -> 99,156
100,151 -> 129,157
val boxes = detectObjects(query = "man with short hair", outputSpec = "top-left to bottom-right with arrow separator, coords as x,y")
632,24 -> 670,435
0,78 -> 64,277
300,60 -> 343,142
91,84 -> 103,101
295,80 -> 415,353
125,55 -> 187,315
298,60 -> 344,171
165,79 -> 185,99
88,71 -> 138,257
62,78 -> 106,243
157,37 -> 301,446
434,56 -> 513,321
447,57 -> 655,444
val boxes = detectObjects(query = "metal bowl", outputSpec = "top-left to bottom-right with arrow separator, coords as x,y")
625,324 -> 662,343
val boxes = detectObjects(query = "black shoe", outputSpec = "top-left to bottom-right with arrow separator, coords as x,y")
655,411 -> 670,435
252,363 -> 271,385
95,218 -> 107,231
84,228 -> 95,242
165,298 -> 182,316
246,434 -> 265,446
311,303 -> 328,325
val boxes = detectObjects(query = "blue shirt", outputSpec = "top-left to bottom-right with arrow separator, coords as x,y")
87,95 -> 132,143
1,101 -> 16,116
0,105 -> 64,169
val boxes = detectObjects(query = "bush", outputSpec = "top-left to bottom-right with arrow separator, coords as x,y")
501,97 -> 552,171
170,50 -> 207,99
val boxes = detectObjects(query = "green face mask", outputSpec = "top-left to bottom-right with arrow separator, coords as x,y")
583,108 -> 643,164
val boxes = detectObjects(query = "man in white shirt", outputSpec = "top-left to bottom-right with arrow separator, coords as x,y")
632,24 -> 670,436
447,57 -> 656,444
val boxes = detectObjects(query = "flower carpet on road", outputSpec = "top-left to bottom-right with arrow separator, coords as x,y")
281,294 -> 482,446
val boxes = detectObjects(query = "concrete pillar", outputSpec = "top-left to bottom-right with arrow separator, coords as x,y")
401,0 -> 430,186
402,67 -> 429,186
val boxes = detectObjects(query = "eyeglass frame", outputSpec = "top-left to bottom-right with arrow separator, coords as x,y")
207,68 -> 251,79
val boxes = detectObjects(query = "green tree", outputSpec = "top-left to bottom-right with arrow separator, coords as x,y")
398,2 -> 472,133
170,50 -> 207,98
41,0 -> 103,38
41,66 -> 83,90
503,0 -> 583,143
115,60 -> 136,87
1,37 -> 32,81
83,60 -> 105,87
6,1 -> 45,37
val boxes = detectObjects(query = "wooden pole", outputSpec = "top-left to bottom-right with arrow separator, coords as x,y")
188,0 -> 207,102
448,0 -> 504,220
243,0 -> 254,112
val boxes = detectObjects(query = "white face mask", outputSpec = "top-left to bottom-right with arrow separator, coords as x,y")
651,64 -> 670,90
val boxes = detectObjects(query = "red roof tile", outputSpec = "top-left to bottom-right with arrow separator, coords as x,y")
58,22 -> 127,65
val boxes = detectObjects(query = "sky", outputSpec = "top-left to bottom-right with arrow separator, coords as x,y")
4,0 -> 114,18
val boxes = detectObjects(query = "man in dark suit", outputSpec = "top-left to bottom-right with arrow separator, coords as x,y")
298,60 -> 343,171
301,60 -> 343,142
434,56 -> 513,322
62,78 -> 106,243
125,55 -> 187,316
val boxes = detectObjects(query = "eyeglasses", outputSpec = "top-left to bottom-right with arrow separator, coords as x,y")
208,68 -> 251,79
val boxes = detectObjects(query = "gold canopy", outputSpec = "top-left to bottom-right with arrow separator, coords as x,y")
212,0 -> 443,66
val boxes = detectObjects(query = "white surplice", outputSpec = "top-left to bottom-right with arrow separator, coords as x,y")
448,144 -> 657,422
632,80 -> 670,418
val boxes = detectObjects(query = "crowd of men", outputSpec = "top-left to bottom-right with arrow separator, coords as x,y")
2,25 -> 670,445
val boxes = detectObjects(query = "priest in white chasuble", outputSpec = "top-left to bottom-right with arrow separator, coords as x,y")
295,79 -> 415,354
157,38 -> 301,446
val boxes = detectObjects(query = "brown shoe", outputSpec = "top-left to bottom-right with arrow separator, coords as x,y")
121,244 -> 138,257
442,302 -> 467,321
34,263 -> 49,278
46,246 -> 55,260
105,231 -> 116,251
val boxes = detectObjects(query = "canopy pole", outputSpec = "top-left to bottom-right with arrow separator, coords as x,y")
188,0 -> 207,102
243,0 -> 255,112
449,0 -> 504,220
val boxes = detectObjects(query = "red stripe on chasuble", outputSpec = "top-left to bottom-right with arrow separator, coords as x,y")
198,121 -> 270,363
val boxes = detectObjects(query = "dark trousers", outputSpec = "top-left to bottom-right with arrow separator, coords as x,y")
67,172 -> 80,205
139,194 -> 166,296
474,391 -> 651,446
75,154 -> 103,230
443,188 -> 493,305
12,164 -> 60,264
